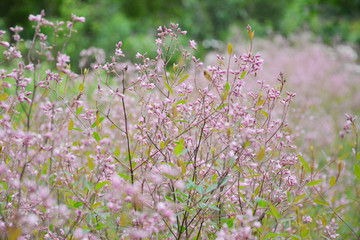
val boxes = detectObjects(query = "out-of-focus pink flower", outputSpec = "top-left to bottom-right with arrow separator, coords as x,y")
0,41 -> 10,48
71,14 -> 86,23
189,40 -> 197,50
29,14 -> 42,22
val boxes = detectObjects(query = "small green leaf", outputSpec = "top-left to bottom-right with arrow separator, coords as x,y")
93,132 -> 100,142
257,99 -> 265,106
176,99 -> 187,105
92,202 -> 102,209
208,204 -> 220,211
219,177 -> 230,187
177,74 -> 189,85
299,154 -> 310,173
354,164 -> 360,181
160,141 -> 165,149
0,93 -> 9,101
196,185 -> 204,194
68,119 -> 74,131
95,181 -> 110,190
257,198 -> 267,208
87,156 -> 94,170
174,140 -> 184,157
306,179 -> 324,187
162,173 -> 177,180
96,223 -> 106,231
329,176 -> 336,187
203,70 -> 212,82
206,184 -> 218,194
114,147 -> 120,157
268,202 -> 281,219
217,59 -> 225,67
215,103 -> 228,111
261,110 -> 268,118
294,193 -> 306,203
313,199 -> 329,206
76,106 -> 84,115
240,71 -> 247,79
225,82 -> 230,91
73,202 -> 84,208
163,81 -> 173,95
257,146 -> 265,161
79,83 -> 84,92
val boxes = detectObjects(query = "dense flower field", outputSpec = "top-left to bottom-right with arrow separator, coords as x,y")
0,11 -> 359,239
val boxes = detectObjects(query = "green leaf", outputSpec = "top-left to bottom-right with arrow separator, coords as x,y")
354,164 -> 360,181
240,71 -> 247,79
96,223 -> 106,231
215,103 -> 228,111
76,106 -> 83,115
261,110 -> 268,118
299,154 -> 310,173
187,179 -> 197,189
257,146 -> 265,161
93,132 -> 100,142
306,179 -> 324,187
73,202 -> 84,208
87,156 -> 94,170
177,74 -> 189,85
203,70 -> 212,82
92,202 -> 102,209
176,99 -> 187,105
160,141 -> 165,149
68,119 -> 74,131
257,99 -> 265,106
196,185 -> 204,194
174,140 -> 184,157
92,117 -> 105,128
257,198 -> 267,208
79,83 -> 84,92
219,177 -> 230,187
217,59 -> 225,67
227,43 -> 233,55
294,193 -> 306,203
329,176 -> 336,187
114,147 -> 120,157
206,184 -> 218,194
0,93 -> 9,101
313,199 -> 329,206
163,81 -> 173,95
225,82 -> 230,91
208,204 -> 220,211
268,202 -> 281,220
95,181 -> 110,190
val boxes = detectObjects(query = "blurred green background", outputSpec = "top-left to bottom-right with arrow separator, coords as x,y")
1,0 -> 359,68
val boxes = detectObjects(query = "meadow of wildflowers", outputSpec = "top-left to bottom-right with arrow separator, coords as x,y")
0,11 -> 359,240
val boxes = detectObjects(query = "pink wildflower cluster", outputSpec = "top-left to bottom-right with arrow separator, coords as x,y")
0,11 -> 352,239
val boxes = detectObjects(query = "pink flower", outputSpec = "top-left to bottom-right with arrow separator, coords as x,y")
29,14 -> 42,22
71,14 -> 86,23
0,41 -> 10,48
189,40 -> 197,50
56,53 -> 70,70
302,216 -> 312,223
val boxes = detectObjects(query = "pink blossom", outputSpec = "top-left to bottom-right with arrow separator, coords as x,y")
0,41 -> 10,48
189,40 -> 197,50
71,14 -> 86,23
29,14 -> 42,22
